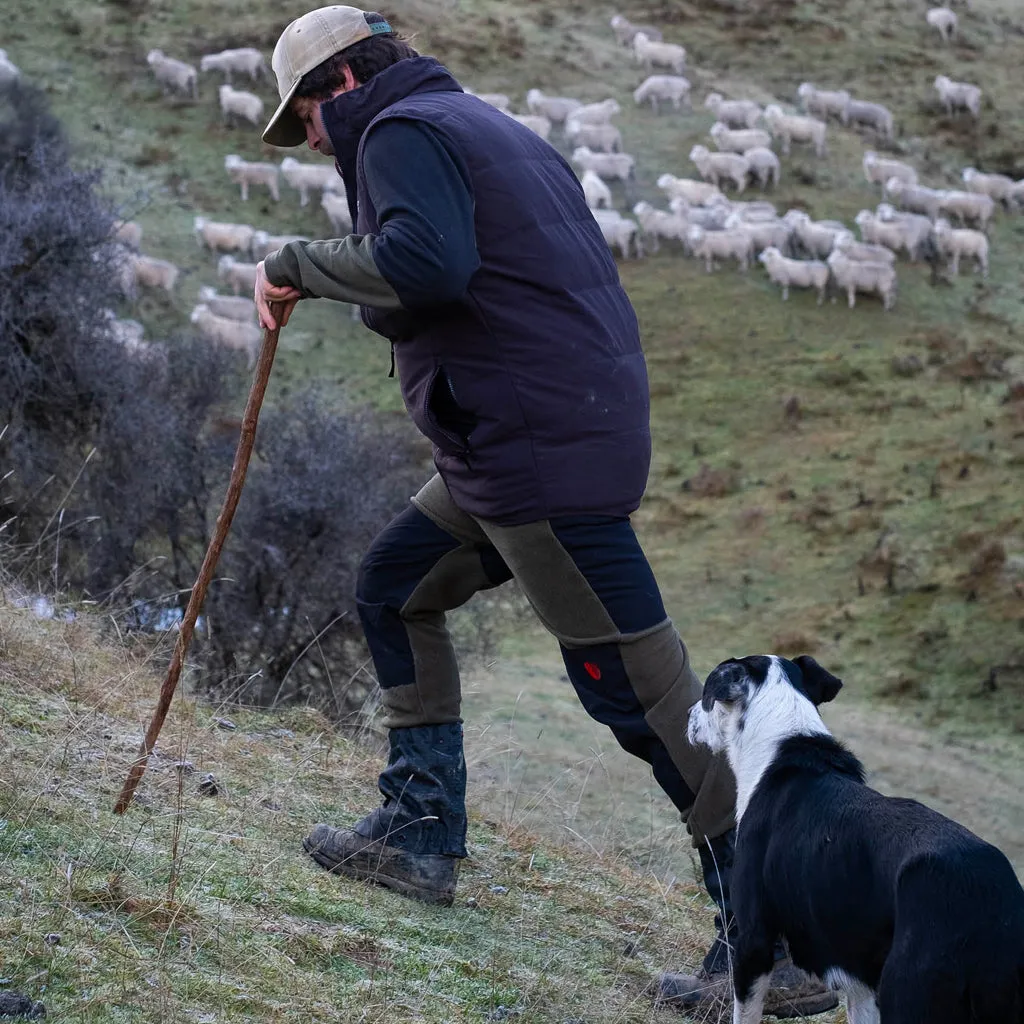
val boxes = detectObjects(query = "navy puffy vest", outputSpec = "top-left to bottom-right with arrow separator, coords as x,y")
327,58 -> 651,525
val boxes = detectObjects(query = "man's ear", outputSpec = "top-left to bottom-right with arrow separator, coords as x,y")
793,655 -> 843,706
701,660 -> 749,712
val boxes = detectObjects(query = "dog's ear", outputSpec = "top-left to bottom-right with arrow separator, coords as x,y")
702,660 -> 750,712
793,655 -> 843,706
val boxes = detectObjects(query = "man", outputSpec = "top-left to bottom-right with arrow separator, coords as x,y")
256,7 -> 836,1017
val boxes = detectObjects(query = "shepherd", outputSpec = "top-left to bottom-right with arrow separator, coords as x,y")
254,7 -> 837,1016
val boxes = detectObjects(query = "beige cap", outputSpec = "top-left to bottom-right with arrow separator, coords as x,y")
262,6 -> 391,147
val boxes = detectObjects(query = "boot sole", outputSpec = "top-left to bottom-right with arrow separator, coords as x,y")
765,991 -> 840,1019
302,837 -> 456,907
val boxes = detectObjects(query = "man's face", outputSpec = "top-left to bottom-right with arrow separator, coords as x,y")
290,64 -> 359,157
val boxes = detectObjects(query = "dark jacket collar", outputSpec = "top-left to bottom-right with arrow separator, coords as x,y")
322,56 -> 463,220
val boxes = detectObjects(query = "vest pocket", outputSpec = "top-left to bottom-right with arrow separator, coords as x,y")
425,365 -> 477,456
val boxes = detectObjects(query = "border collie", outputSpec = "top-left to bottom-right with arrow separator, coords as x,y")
687,654 -> 1024,1024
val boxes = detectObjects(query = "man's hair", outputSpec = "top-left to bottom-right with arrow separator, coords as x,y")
294,14 -> 419,99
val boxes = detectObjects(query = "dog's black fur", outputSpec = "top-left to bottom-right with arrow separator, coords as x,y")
721,657 -> 1024,1023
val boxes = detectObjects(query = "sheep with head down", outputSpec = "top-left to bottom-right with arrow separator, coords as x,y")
633,75 -> 691,114
934,75 -> 982,117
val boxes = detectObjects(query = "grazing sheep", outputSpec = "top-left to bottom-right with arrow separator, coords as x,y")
687,225 -> 754,273
926,7 -> 958,42
724,213 -> 792,256
525,89 -> 582,123
884,177 -> 945,220
632,32 -> 686,75
219,84 -> 264,128
111,219 -> 143,250
568,99 -> 621,126
657,173 -> 725,206
321,191 -> 354,233
703,93 -> 762,129
224,154 -> 280,202
508,112 -> 553,140
758,246 -> 829,303
0,49 -> 21,85
763,105 -> 827,157
708,122 -> 772,155
580,169 -> 613,210
783,210 -> 845,259
632,201 -> 689,252
131,254 -> 179,293
832,230 -> 897,265
844,99 -> 895,141
937,189 -> 995,230
146,50 -> 198,99
796,83 -> 850,122
280,157 -> 338,206
190,304 -> 262,369
217,255 -> 260,296
934,75 -> 982,117
466,90 -> 510,112
873,205 -> 935,261
933,217 -> 989,276
727,200 -> 779,222
689,145 -> 750,193
855,209 -> 921,260
610,14 -> 663,46
251,231 -> 309,261
565,119 -> 621,153
592,210 -> 644,259
572,146 -> 635,183
199,47 -> 266,83
197,286 -> 257,323
668,197 -> 732,231
826,251 -> 897,310
744,147 -> 781,190
962,167 -> 1016,205
194,216 -> 256,255
633,75 -> 691,113
863,151 -> 918,187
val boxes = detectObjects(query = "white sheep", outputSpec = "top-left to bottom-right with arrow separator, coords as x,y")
725,212 -> 792,256
572,146 -> 635,183
466,90 -> 511,112
632,201 -> 688,252
111,219 -> 143,250
190,304 -> 262,369
610,14 -> 663,46
565,119 -> 621,153
844,99 -> 895,141
937,189 -> 995,230
872,205 -> 935,261
131,253 -> 179,293
199,47 -> 265,83
217,255 -> 260,296
508,112 -> 552,140
280,157 -> 338,206
826,251 -> 897,310
224,154 -> 280,202
146,50 -> 198,99
855,210 -> 918,260
592,210 -> 644,259
884,177 -> 945,220
251,231 -> 309,261
632,32 -> 686,75
758,246 -> 829,303
668,197 -> 731,231
525,89 -> 582,123
763,105 -> 827,157
689,145 -> 750,193
933,218 -> 988,276
962,167 -> 1016,205
727,200 -> 779,222
0,49 -> 21,85
580,169 -> 613,210
934,75 -> 982,117
687,225 -> 753,273
657,173 -> 725,206
863,151 -> 918,187
219,84 -> 264,128
708,122 -> 772,155
197,286 -> 257,323
194,216 -> 256,254
321,191 -> 354,233
568,99 -> 621,126
926,7 -> 958,43
744,147 -> 781,190
703,93 -> 762,129
832,230 -> 896,265
783,210 -> 845,259
633,75 -> 691,114
796,83 -> 850,122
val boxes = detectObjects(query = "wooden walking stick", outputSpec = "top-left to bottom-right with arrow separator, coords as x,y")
114,302 -> 284,814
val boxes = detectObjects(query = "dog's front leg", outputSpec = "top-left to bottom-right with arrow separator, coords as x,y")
733,973 -> 771,1024
732,937 -> 775,1024
846,985 -> 880,1024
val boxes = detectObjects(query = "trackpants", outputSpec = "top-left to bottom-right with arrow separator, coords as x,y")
354,474 -> 736,857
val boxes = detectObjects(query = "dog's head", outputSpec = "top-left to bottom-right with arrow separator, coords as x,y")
687,654 -> 843,753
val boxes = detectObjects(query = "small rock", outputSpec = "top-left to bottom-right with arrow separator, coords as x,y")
197,773 -> 220,797
269,728 -> 295,739
486,1007 -> 521,1022
488,885 -> 509,895
173,761 -> 195,775
622,940 -> 638,957
0,992 -> 46,1019
214,717 -> 236,731
42,933 -> 60,946
891,354 -> 924,378
465,897 -> 478,908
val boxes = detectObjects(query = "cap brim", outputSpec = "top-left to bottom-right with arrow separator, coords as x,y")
262,78 -> 307,147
